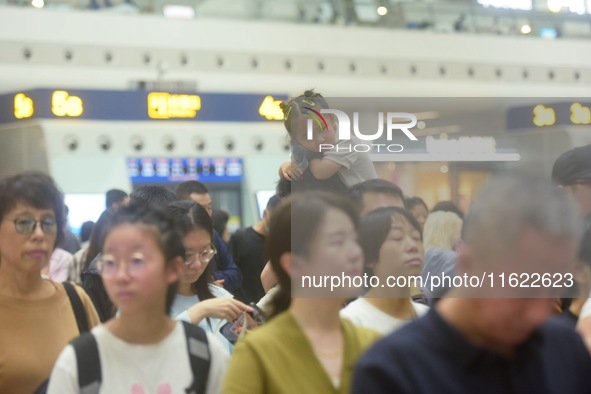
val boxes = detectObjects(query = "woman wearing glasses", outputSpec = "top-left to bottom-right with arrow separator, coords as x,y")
0,172 -> 100,393
166,200 -> 253,353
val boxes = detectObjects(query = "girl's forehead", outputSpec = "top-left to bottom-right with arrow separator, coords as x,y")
184,229 -> 212,245
106,223 -> 159,243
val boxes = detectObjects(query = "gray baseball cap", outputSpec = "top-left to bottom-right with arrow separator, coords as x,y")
551,144 -> 591,186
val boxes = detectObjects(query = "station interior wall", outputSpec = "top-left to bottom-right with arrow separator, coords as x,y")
1,7 -> 591,224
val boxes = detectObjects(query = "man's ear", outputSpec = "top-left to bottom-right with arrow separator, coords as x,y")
455,244 -> 473,276
573,263 -> 585,286
280,253 -> 292,277
575,263 -> 591,288
167,257 -> 184,284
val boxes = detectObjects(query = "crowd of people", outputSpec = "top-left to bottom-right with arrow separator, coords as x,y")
1,90 -> 591,393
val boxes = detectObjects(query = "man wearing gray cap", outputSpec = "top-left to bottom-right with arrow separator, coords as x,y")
552,144 -> 591,223
556,145 -> 591,351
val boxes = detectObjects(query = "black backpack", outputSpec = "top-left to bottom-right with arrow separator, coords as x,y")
33,281 -> 90,394
35,283 -> 211,394
70,321 -> 211,394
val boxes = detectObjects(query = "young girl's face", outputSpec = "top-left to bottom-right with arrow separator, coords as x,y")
101,223 -> 179,313
294,114 -> 337,152
180,228 -> 212,285
373,215 -> 424,281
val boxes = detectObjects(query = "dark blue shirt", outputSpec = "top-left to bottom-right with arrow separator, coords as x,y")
211,230 -> 242,293
353,309 -> 591,394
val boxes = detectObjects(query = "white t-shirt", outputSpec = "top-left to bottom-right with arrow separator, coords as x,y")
323,138 -> 377,187
44,248 -> 74,282
47,322 -> 228,394
340,298 -> 429,335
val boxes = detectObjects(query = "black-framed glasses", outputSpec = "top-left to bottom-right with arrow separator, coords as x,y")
571,179 -> 591,186
11,216 -> 57,235
184,245 -> 217,266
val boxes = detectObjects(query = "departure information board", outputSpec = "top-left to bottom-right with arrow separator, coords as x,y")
127,157 -> 243,184
0,89 -> 288,124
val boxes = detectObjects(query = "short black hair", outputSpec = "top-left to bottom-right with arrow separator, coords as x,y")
0,171 -> 65,247
80,221 -> 95,243
211,209 -> 229,237
176,181 -> 209,200
105,203 -> 185,314
405,196 -> 428,212
105,189 -> 128,208
359,207 -> 422,272
266,195 -> 281,211
349,179 -> 405,208
276,178 -> 291,198
129,186 -> 178,210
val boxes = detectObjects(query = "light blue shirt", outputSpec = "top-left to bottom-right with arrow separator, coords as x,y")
171,284 -> 234,354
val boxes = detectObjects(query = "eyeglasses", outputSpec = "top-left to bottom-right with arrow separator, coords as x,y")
571,179 -> 591,186
97,253 -> 147,278
11,216 -> 57,235
184,245 -> 217,266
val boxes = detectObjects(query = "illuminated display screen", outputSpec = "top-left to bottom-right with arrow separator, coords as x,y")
147,92 -> 201,119
14,93 -> 34,119
52,91 -> 84,117
0,89 -> 287,124
507,101 -> 591,129
128,157 -> 243,184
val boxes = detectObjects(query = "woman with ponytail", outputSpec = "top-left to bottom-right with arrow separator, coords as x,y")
222,192 -> 380,394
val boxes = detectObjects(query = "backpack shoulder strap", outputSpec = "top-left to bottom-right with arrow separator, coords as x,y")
71,333 -> 102,394
63,281 -> 89,334
182,321 -> 211,394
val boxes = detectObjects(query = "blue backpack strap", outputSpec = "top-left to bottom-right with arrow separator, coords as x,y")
71,333 -> 102,394
182,321 -> 211,394
63,281 -> 89,334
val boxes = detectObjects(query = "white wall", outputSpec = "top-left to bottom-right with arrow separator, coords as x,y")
2,7 -> 591,224
36,120 -> 287,225
0,7 -> 590,96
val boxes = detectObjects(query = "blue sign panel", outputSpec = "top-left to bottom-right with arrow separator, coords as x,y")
127,157 -> 243,184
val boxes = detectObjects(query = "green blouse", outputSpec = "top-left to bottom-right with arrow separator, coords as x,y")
222,310 -> 381,394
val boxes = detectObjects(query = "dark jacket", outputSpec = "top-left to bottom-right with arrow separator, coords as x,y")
81,253 -> 114,323
211,230 -> 243,293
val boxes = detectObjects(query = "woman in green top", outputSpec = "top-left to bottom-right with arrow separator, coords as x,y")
222,191 -> 381,394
